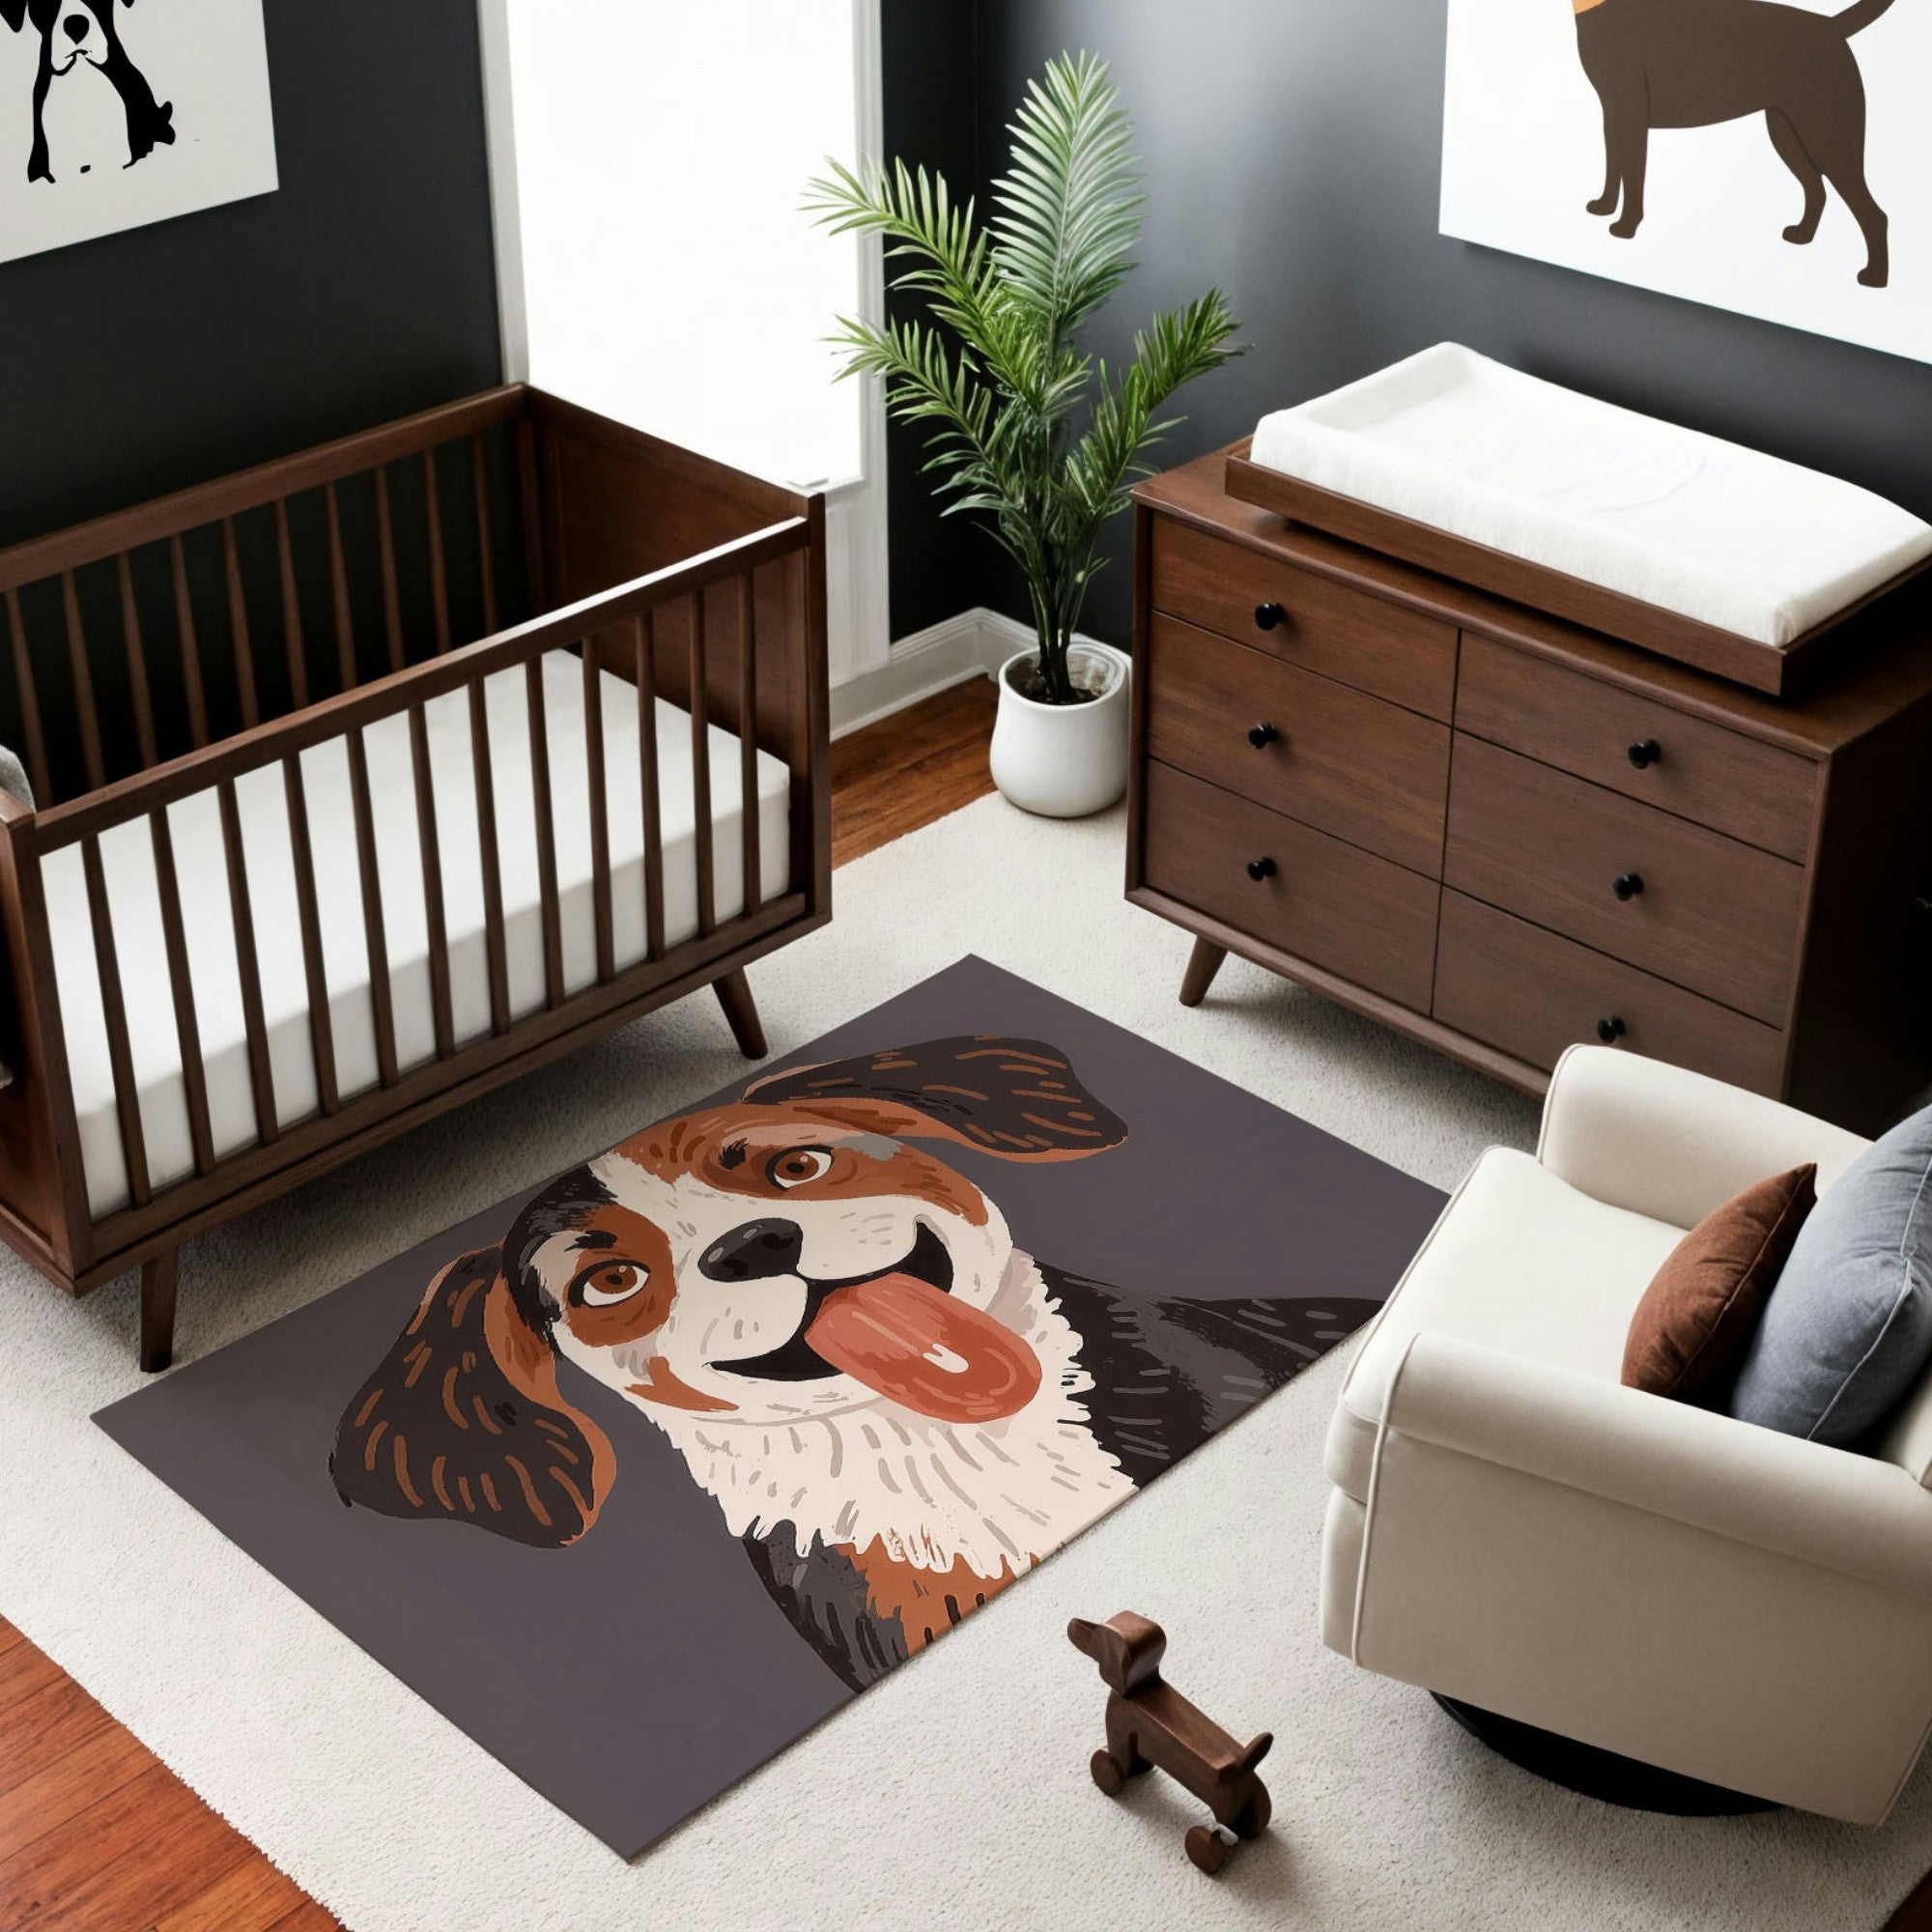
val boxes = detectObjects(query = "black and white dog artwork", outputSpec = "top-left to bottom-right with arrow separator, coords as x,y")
1,0 -> 174,184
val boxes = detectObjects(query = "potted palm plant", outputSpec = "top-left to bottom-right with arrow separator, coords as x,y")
809,51 -> 1244,816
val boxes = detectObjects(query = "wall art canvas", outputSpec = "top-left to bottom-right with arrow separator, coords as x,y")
0,0 -> 276,267
96,957 -> 1444,1858
1440,0 -> 1931,363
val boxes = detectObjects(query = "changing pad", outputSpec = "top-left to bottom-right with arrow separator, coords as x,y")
46,650 -> 793,1217
1247,344 -> 1932,652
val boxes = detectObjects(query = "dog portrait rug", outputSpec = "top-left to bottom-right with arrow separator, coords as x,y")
95,956 -> 1442,1858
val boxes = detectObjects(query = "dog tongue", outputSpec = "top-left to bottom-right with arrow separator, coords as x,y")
806,1273 -> 1041,1423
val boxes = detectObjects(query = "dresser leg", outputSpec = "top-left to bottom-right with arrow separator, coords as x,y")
139,1248 -> 179,1375
713,968 -> 769,1061
1179,939 -> 1229,1009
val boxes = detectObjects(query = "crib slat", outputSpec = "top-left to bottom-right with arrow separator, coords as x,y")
408,701 -> 455,1059
425,450 -> 452,656
169,535 -> 210,751
80,834 -> 149,1206
6,587 -> 52,806
582,642 -> 613,982
346,727 -> 399,1088
635,613 -> 665,962
274,498 -> 309,711
62,571 -> 105,793
222,518 -> 260,731
525,658 -> 564,1008
468,679 -> 510,1035
470,431 -> 499,636
324,481 -> 357,693
374,467 -> 406,674
150,808 -> 214,1176
737,572 -> 760,917
517,417 -> 547,612
117,553 -> 158,771
282,754 -> 341,1115
689,592 -> 715,939
215,778 -> 278,1146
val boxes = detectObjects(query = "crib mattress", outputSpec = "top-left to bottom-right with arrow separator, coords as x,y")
1245,343 -> 1932,654
46,651 -> 793,1217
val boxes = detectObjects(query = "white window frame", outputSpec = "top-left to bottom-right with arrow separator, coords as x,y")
475,0 -> 891,690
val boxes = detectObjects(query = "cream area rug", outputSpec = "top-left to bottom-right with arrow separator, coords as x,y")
3,792 -> 1925,1932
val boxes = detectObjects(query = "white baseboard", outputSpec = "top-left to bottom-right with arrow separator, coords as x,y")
829,608 -> 1080,739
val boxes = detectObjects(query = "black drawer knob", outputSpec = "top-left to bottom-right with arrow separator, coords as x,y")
1248,722 -> 1281,750
1254,601 -> 1287,632
1596,1015 -> 1627,1042
1246,856 -> 1278,882
1628,739 -> 1662,770
1612,871 -> 1644,901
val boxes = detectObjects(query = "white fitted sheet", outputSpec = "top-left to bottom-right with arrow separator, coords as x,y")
46,650 -> 793,1216
1250,343 -> 1932,649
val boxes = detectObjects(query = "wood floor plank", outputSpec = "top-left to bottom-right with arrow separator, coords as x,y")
0,1721 -> 156,1861
262,1904 -> 342,1932
0,1761 -> 249,1931
0,1633 -> 62,1709
0,1616 -> 26,1658
0,1672 -> 115,1800
832,675 -> 997,867
151,1849 -> 314,1932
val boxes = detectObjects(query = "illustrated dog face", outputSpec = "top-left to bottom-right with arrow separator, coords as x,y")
333,1038 -> 1127,1548
3,0 -> 114,73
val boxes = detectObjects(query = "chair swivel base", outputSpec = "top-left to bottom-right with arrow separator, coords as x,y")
1433,1694 -> 1780,1816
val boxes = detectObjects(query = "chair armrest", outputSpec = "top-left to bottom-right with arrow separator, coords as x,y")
1382,1330 -> 1932,1601
1537,1044 -> 1869,1227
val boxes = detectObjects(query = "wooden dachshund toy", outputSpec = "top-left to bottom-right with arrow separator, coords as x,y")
1067,1611 -> 1272,1875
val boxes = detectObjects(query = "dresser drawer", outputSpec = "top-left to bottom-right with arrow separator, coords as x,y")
1435,893 -> 1786,1094
1445,737 -> 1804,1024
1143,761 -> 1438,1010
1150,518 -> 1457,721
1456,633 -> 1817,860
1145,613 -> 1450,874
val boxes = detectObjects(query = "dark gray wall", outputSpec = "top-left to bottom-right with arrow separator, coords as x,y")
884,0 -> 1932,648
0,0 -> 503,552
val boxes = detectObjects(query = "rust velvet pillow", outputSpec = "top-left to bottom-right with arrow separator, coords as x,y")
1621,1165 -> 1818,1406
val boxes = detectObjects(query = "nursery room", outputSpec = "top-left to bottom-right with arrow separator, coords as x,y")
5,1 -> 1932,1927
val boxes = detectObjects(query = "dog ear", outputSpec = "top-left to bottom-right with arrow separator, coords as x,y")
0,1 -> 28,35
331,1245 -> 615,1548
743,1036 -> 1128,1162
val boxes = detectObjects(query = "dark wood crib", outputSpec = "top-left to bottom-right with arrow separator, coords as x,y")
0,384 -> 830,1368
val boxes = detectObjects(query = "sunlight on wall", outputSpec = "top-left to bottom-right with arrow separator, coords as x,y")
504,1 -> 864,490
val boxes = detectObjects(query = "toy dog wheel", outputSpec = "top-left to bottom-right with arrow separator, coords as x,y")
1090,1749 -> 1126,1797
1185,1825 -> 1228,1875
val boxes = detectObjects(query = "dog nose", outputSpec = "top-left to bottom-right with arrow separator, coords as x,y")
63,14 -> 87,40
701,1219 -> 805,1283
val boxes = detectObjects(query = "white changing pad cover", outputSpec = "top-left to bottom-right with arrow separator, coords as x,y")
1249,343 -> 1932,649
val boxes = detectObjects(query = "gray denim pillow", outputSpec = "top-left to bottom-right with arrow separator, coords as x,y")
1729,1103 -> 1932,1445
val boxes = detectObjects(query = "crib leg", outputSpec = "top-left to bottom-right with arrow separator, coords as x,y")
139,1248 -> 179,1375
713,968 -> 768,1061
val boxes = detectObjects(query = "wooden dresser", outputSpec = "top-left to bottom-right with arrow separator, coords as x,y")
1127,451 -> 1932,1134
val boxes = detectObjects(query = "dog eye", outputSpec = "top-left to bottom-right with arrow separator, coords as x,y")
766,1148 -> 834,1189
572,1262 -> 650,1308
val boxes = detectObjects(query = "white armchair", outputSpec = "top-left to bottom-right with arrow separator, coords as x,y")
1320,1045 -> 1932,1823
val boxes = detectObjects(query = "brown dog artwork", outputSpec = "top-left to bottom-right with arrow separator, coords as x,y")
330,1037 -> 1375,1692
1574,0 -> 1895,286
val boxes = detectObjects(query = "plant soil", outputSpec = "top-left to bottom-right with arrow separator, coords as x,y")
1006,659 -> 1102,706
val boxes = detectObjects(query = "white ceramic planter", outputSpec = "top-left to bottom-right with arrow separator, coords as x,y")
988,641 -> 1131,818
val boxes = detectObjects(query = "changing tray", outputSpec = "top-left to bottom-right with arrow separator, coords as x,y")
1227,344 -> 1932,696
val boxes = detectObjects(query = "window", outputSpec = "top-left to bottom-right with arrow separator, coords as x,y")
490,0 -> 867,493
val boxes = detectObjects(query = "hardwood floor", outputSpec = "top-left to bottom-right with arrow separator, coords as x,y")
0,679 -> 1000,1932
831,674 -> 998,867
